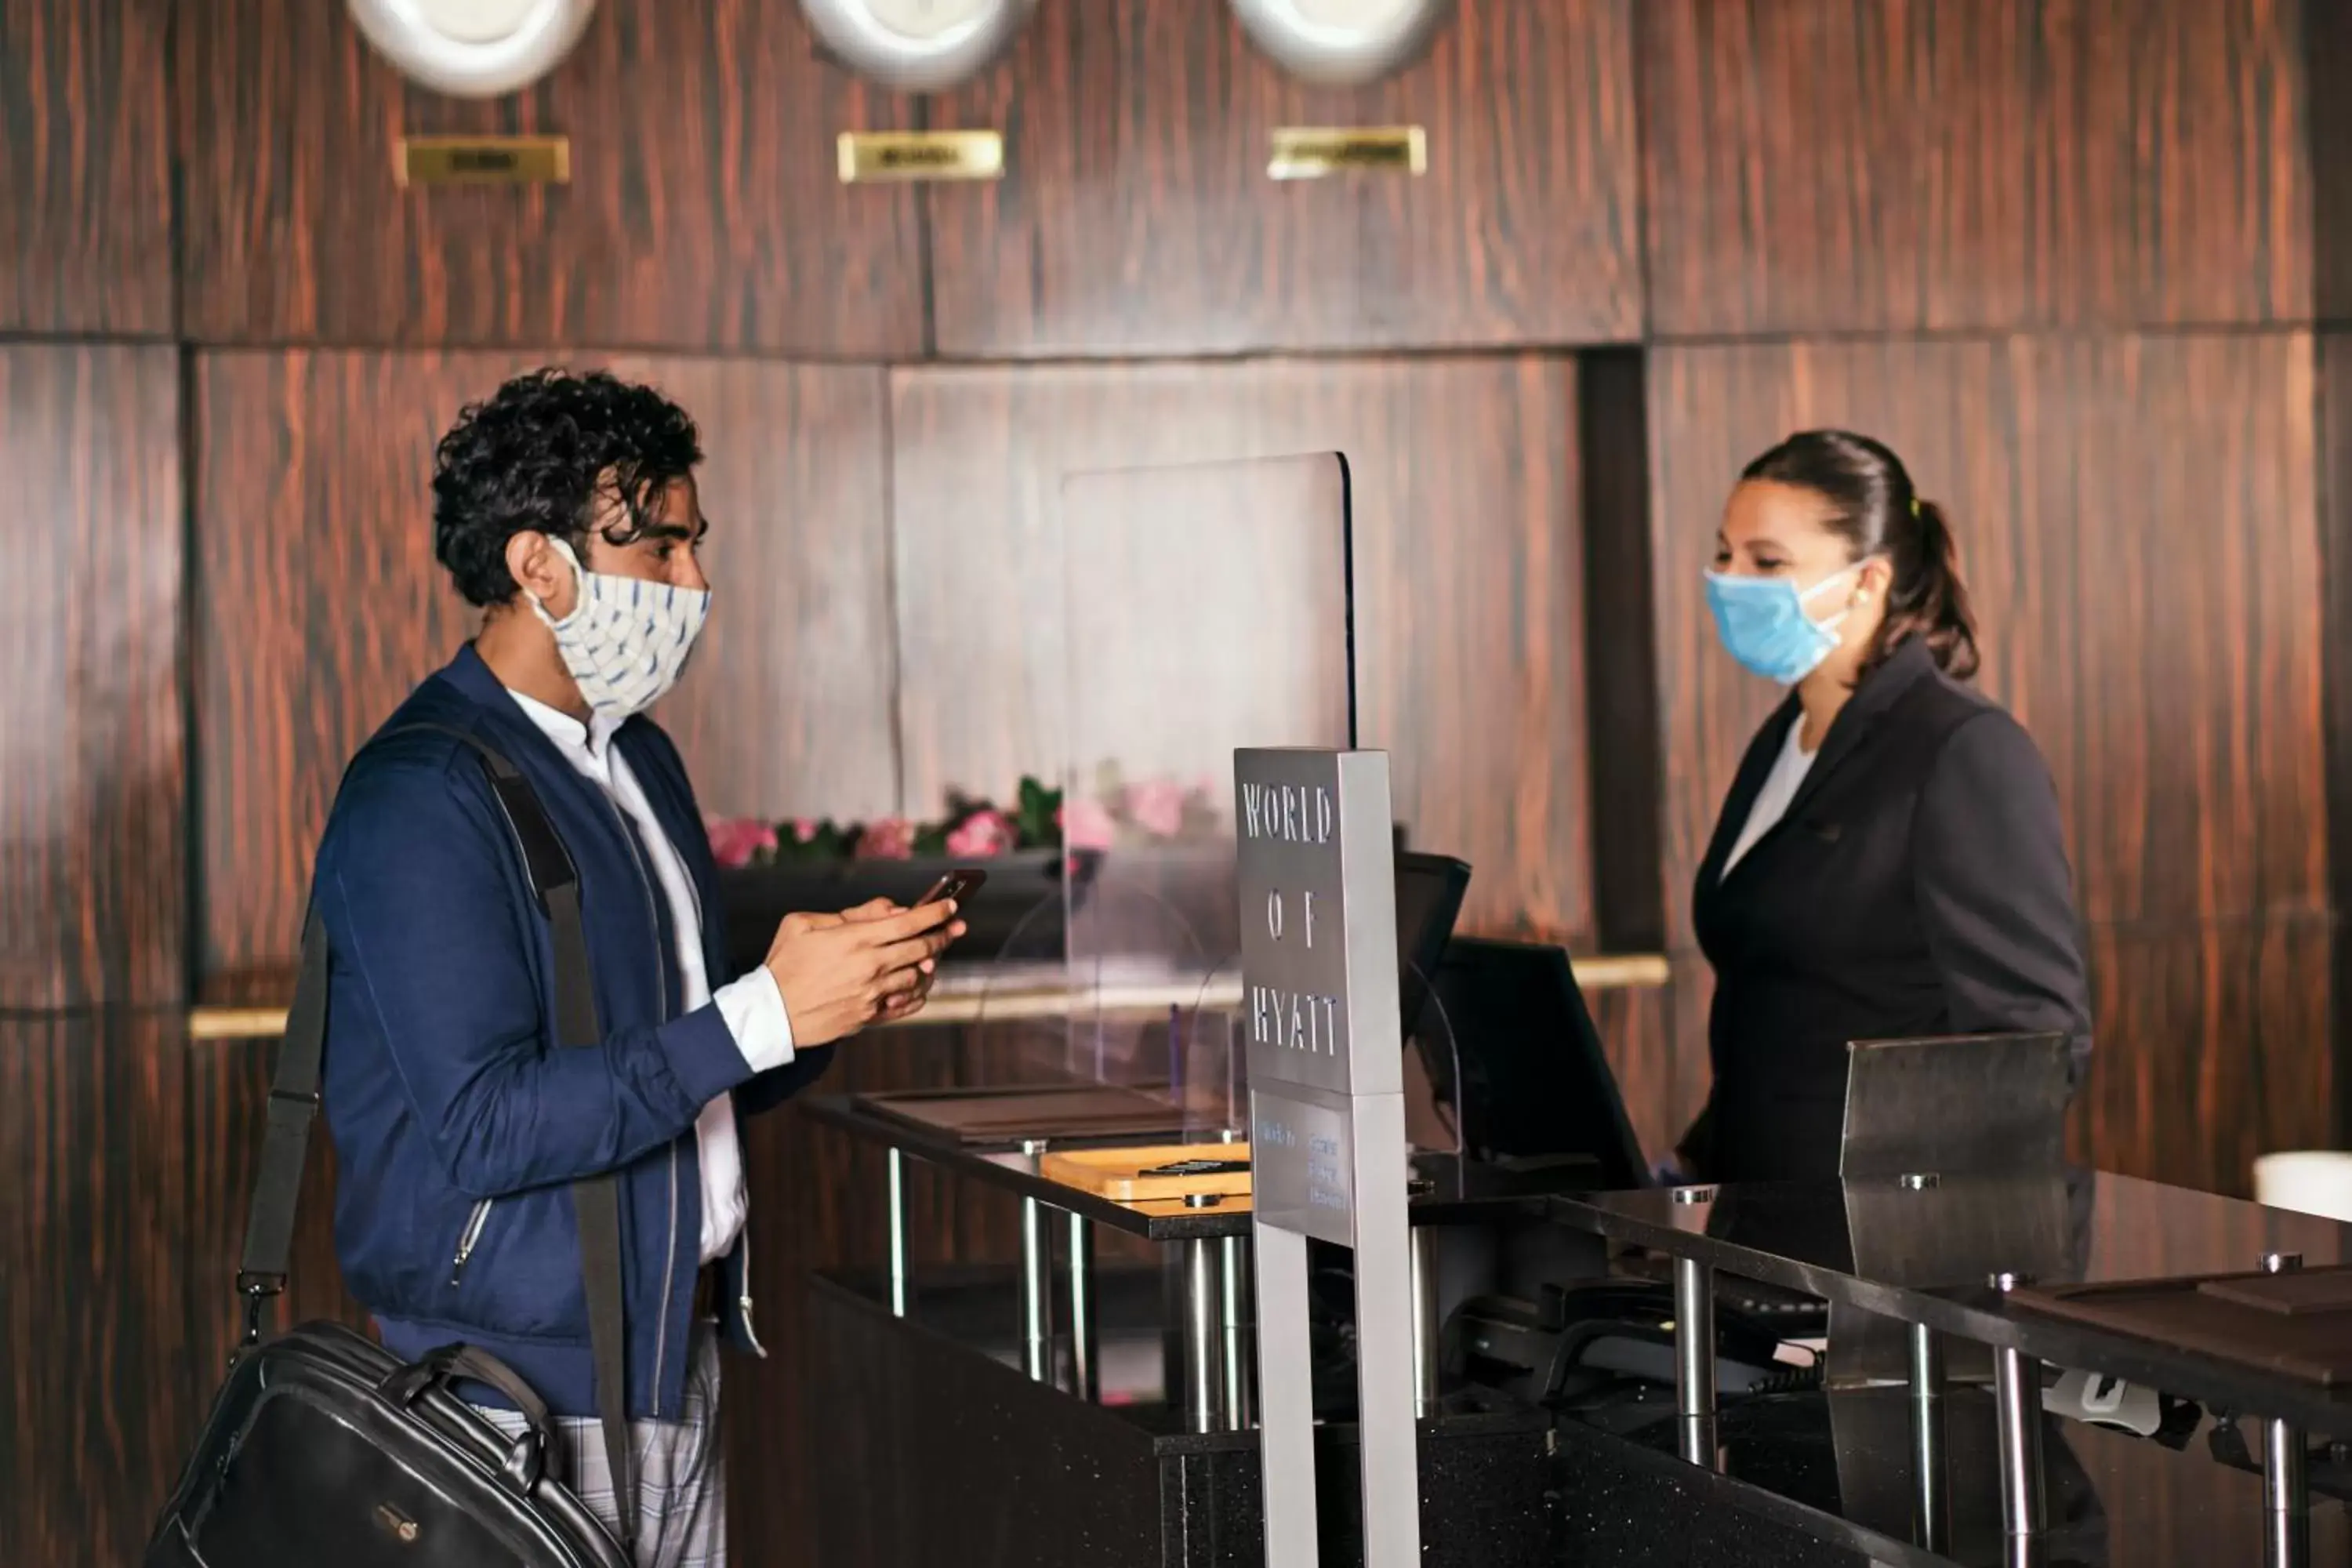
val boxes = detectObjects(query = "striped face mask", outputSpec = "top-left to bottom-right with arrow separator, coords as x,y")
525,538 -> 711,721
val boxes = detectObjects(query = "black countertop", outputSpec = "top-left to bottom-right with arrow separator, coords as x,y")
1547,1169 -> 2352,1436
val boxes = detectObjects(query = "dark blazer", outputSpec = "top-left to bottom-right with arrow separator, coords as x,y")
1680,637 -> 2091,1184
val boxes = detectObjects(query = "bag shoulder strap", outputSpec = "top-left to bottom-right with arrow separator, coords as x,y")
236,719 -> 639,1547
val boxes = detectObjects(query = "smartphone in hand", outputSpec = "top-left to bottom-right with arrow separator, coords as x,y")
907,869 -> 986,1001
917,868 -> 989,908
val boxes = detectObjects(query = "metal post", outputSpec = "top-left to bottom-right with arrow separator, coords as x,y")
1990,1272 -> 2044,1538
1019,1194 -> 1054,1383
1908,1322 -> 1950,1553
1672,1254 -> 1717,1467
1182,1237 -> 1223,1432
1254,1225 -> 1319,1567
1068,1212 -> 1098,1402
885,1147 -> 909,1317
1220,1233 -> 1254,1426
1410,1225 -> 1442,1417
1348,1094 -> 1422,1568
2261,1252 -> 2310,1568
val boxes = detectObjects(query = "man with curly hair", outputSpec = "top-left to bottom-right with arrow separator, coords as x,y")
309,368 -> 959,1566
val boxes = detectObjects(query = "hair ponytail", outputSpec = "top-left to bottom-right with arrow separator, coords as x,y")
1738,429 -> 1981,683
1876,497 -> 1978,680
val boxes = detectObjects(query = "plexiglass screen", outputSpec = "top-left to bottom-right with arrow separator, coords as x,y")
1053,455 -> 1356,1134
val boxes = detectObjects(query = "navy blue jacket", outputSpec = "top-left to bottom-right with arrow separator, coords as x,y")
314,645 -> 831,1419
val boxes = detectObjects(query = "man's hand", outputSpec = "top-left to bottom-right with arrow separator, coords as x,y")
762,898 -> 965,1046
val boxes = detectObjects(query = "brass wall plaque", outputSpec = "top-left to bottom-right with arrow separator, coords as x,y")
395,136 -> 572,187
1266,125 -> 1427,180
837,129 -> 1005,184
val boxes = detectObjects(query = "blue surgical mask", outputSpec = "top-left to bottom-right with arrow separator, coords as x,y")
1703,565 -> 1860,684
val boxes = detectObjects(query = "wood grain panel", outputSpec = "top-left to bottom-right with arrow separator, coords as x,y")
1589,976 -> 1701,1173
1646,335 -> 2325,946
184,1036 -> 368,1346
193,350 -> 896,1001
176,0 -> 924,354
2075,918 -> 2331,1196
925,0 -> 1641,356
2321,330 -> 2352,1148
1642,0 -> 2311,336
890,357 -> 1591,943
0,1015 -> 191,1561
0,344 -> 184,1009
0,0 -> 174,334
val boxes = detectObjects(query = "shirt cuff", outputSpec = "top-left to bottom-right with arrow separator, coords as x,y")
714,967 -> 797,1075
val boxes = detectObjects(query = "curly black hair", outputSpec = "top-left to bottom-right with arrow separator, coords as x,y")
432,368 -> 705,608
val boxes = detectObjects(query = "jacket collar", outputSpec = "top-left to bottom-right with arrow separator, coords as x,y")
434,644 -> 693,858
1704,637 -> 1942,885
432,642 -> 723,983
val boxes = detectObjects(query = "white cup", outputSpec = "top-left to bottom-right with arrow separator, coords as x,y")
2252,1151 -> 2352,1223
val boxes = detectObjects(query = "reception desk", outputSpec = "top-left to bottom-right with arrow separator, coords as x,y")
800,1087 -> 2352,1568
797,1091 -> 1585,1568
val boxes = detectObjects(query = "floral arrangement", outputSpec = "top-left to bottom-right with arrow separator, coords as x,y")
705,769 -> 1221,871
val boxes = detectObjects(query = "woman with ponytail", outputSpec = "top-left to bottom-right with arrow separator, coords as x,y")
1674,430 -> 2090,1182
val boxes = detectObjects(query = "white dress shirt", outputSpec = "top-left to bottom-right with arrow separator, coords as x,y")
1721,719 -> 1819,878
505,689 -> 794,1264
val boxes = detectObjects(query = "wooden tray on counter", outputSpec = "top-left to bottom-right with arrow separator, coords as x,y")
1038,1143 -> 1254,1202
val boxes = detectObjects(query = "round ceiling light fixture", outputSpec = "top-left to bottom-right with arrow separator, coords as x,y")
799,0 -> 1039,94
1229,0 -> 1453,85
347,0 -> 597,99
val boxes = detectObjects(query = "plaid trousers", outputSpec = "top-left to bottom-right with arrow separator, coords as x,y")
478,1322 -> 726,1568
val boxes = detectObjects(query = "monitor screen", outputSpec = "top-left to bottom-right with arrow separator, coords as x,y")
1425,937 -> 1648,1189
1394,851 -> 1470,1041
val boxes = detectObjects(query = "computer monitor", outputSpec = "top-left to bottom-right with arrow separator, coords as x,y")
1394,851 -> 1470,1041
1424,937 -> 1648,1190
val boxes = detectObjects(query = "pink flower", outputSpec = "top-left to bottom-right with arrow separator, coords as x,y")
854,817 -> 916,859
1057,797 -> 1116,851
791,818 -> 819,844
945,808 -> 1018,858
1123,779 -> 1189,839
706,817 -> 778,870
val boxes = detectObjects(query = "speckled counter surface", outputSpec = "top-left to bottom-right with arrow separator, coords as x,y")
802,1268 -> 1561,1568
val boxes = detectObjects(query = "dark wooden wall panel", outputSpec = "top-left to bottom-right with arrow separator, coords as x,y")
193,350 -> 896,1001
0,1016 -> 192,1563
890,357 -> 1592,943
2321,332 -> 2352,1149
925,0 -> 1642,357
184,1038 -> 368,1345
1642,0 -> 2313,337
1646,333 -> 2325,1184
176,0 -> 925,354
0,0 -> 175,335
2079,920 -> 2332,1194
0,344 -> 185,1009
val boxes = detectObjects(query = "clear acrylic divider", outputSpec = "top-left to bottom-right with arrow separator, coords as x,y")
1048,454 -> 1358,1133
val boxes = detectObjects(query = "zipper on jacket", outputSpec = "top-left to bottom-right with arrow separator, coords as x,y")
448,1198 -> 495,1287
655,1145 -> 679,1410
739,1232 -> 768,1358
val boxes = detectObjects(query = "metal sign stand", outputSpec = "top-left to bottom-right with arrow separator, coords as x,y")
1233,748 -> 1420,1568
